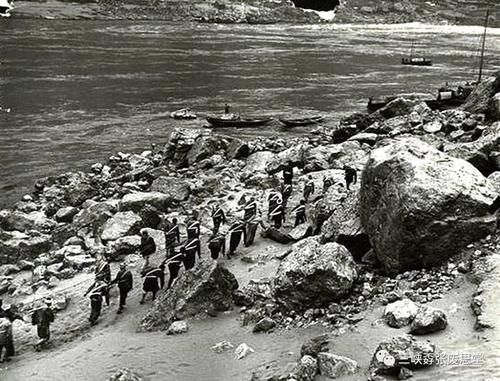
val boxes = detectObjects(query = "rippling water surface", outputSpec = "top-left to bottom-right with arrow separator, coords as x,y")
0,21 -> 500,206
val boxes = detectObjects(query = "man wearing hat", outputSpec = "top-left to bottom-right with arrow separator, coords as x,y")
31,298 -> 55,350
110,263 -> 133,314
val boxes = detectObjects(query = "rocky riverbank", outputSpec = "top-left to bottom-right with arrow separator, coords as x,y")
10,0 -> 500,26
0,73 -> 499,380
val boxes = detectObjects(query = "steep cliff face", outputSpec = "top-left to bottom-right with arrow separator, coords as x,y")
335,0 -> 499,27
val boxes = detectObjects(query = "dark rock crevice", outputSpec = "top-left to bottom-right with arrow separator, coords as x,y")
291,0 -> 339,12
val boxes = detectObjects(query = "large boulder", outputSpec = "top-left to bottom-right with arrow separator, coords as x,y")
266,144 -> 309,174
54,206 -> 79,223
370,335 -> 436,375
273,238 -> 357,310
294,355 -> 318,381
410,306 -> 448,334
141,260 -> 238,331
317,352 -> 357,379
186,135 -> 226,165
0,210 -> 56,233
72,201 -> 116,231
150,176 -> 191,203
101,211 -> 143,242
0,230 -> 51,264
119,192 -> 171,212
488,171 -> 500,194
244,151 -> 275,173
461,71 -> 500,118
383,299 -> 419,328
443,122 -> 500,175
360,137 -> 499,274
107,368 -> 142,381
226,137 -> 251,159
64,173 -> 100,206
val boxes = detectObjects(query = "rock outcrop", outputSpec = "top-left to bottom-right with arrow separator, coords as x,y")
360,137 -> 499,274
273,237 -> 357,309
141,260 -> 238,331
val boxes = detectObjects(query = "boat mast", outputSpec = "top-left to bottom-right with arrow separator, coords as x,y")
478,9 -> 489,83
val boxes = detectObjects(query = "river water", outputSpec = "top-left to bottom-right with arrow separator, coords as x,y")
1,20 -> 500,207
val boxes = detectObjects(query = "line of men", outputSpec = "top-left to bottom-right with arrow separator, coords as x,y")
82,163 -> 357,325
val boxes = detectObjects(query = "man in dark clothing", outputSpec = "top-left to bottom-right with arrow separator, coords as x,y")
183,237 -> 201,270
224,103 -> 230,114
140,264 -> 165,304
110,263 -> 133,314
140,230 -> 156,268
164,218 -> 180,258
268,189 -> 282,216
186,213 -> 201,240
164,253 -> 183,289
303,175 -> 315,202
283,162 -> 293,185
95,255 -> 111,283
208,232 -> 226,260
211,205 -> 226,234
84,281 -> 109,325
291,200 -> 307,227
0,302 -> 22,360
281,182 -> 292,211
344,165 -> 357,190
243,197 -> 258,222
31,299 -> 55,350
228,221 -> 246,258
244,217 -> 259,247
269,203 -> 285,229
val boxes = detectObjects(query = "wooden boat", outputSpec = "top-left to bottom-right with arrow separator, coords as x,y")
206,115 -> 272,128
279,116 -> 324,127
401,41 -> 432,66
170,108 -> 197,120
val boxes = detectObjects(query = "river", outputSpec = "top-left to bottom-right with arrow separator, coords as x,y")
0,20 -> 500,207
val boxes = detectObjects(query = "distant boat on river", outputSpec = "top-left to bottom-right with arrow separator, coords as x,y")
206,114 -> 272,128
279,115 -> 324,127
401,41 -> 433,66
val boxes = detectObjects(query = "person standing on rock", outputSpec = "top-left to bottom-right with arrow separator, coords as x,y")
303,175 -> 315,202
323,175 -> 334,194
208,231 -> 226,260
85,281 -> 109,325
140,230 -> 156,269
140,263 -> 165,304
269,202 -> 285,229
110,263 -> 133,314
164,218 -> 180,259
283,161 -> 294,185
344,165 -> 357,190
186,212 -> 201,240
183,236 -> 201,270
224,103 -> 230,114
31,298 -> 55,350
164,253 -> 183,289
227,220 -> 246,258
281,182 -> 292,211
211,204 -> 226,234
291,200 -> 307,227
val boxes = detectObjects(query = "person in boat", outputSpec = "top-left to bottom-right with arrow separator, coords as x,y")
344,165 -> 357,190
164,218 -> 180,259
31,298 -> 55,350
186,212 -> 201,240
208,230 -> 226,260
110,262 -> 133,314
84,281 -> 109,325
165,252 -> 183,289
243,197 -> 258,222
244,215 -> 259,247
227,220 -> 246,258
224,104 -> 230,114
140,264 -> 165,304
281,182 -> 292,211
211,204 -> 226,234
269,202 -> 285,229
183,236 -> 201,270
291,200 -> 307,227
268,188 -> 282,216
303,175 -> 315,202
323,175 -> 334,194
283,162 -> 294,185
140,230 -> 156,269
